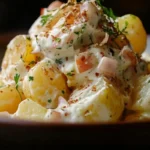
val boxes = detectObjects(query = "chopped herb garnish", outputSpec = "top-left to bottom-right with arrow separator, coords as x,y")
67,70 -> 74,76
41,14 -> 53,26
55,58 -> 63,64
121,21 -> 128,34
29,61 -> 36,65
74,24 -> 87,39
74,31 -> 80,35
62,90 -> 65,94
26,37 -> 31,41
56,47 -> 62,50
29,76 -> 34,81
96,0 -> 117,20
48,99 -> 52,103
55,37 -> 61,43
89,34 -> 93,44
14,74 -> 22,101
148,80 -> 150,83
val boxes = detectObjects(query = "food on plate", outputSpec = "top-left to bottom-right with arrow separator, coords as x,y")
0,0 -> 149,123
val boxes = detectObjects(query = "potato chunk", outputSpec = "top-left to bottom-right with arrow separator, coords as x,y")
1,35 -> 43,71
117,14 -> 147,54
0,83 -> 25,114
131,75 -> 150,112
13,99 -> 47,121
23,58 -> 70,109
64,77 -> 126,123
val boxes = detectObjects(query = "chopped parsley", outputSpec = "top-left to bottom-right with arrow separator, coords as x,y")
67,70 -> 75,76
96,0 -> 116,20
96,0 -> 128,37
26,37 -> 31,41
62,90 -> 65,94
29,61 -> 36,65
55,58 -> 63,65
56,47 -> 62,50
48,99 -> 52,103
41,14 -> 53,26
121,21 -> 128,34
55,37 -> 61,43
28,76 -> 34,81
148,80 -> 150,83
89,34 -> 93,44
14,74 -> 22,101
74,24 -> 87,39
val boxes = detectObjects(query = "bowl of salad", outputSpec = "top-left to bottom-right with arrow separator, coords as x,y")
0,0 -> 150,145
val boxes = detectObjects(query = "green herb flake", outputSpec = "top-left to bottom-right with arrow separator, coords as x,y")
14,74 -> 20,89
29,61 -> 36,65
48,99 -> 52,103
14,74 -> 22,101
148,80 -> 150,83
41,14 -> 53,26
121,21 -> 128,34
74,31 -> 80,35
67,70 -> 74,76
55,59 -> 63,65
29,76 -> 34,81
62,90 -> 65,94
96,0 -> 116,20
26,37 -> 31,41
55,37 -> 61,43
89,34 -> 93,44
56,47 -> 62,50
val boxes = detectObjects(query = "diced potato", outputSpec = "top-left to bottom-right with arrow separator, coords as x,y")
131,75 -> 150,112
1,35 -> 43,71
23,58 -> 70,109
0,83 -> 25,114
13,99 -> 47,121
116,14 -> 147,54
65,77 -> 126,123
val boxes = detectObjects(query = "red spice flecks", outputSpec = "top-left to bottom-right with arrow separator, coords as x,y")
100,52 -> 104,57
26,65 -> 31,71
81,56 -> 86,61
69,99 -> 78,104
95,72 -> 99,77
66,57 -> 68,61
50,78 -> 53,81
64,112 -> 69,117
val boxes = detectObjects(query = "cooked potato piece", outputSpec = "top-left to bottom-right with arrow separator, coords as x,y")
0,83 -> 25,114
117,14 -> 147,54
13,99 -> 47,121
23,58 -> 70,109
1,35 -> 42,71
1,60 -> 28,83
65,77 -> 126,123
131,75 -> 150,112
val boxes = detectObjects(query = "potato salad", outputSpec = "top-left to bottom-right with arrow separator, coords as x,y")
0,0 -> 149,123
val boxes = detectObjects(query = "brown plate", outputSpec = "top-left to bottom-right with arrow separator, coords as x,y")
0,32 -> 150,146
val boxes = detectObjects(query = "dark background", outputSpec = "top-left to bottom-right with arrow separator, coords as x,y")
0,0 -> 149,34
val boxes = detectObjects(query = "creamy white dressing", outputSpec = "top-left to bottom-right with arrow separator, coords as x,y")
0,0 -> 147,123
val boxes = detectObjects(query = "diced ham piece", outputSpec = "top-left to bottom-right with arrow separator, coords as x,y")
98,57 -> 118,77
